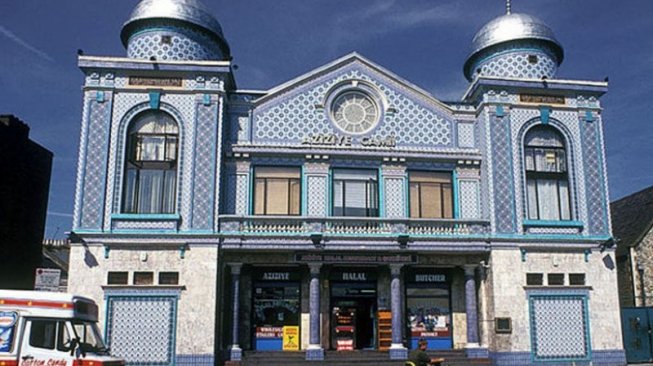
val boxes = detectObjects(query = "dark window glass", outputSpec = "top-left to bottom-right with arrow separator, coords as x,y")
56,321 -> 73,352
495,318 -> 512,333
107,272 -> 128,285
122,111 -> 178,214
29,319 -> 56,349
134,272 -> 154,285
569,273 -> 586,286
159,272 -> 179,285
548,273 -> 565,286
409,171 -> 453,218
253,283 -> 300,328
524,126 -> 571,221
526,273 -> 543,286
332,169 -> 378,217
253,167 -> 301,215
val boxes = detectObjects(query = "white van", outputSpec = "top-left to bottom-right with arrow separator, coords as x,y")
0,290 -> 125,366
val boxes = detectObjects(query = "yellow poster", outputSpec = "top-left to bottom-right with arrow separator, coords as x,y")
282,326 -> 300,351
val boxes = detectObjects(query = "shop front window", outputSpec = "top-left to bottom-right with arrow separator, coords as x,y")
406,271 -> 452,350
252,269 -> 300,351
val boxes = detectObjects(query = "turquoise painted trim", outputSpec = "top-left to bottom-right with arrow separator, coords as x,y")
492,233 -> 610,241
584,249 -> 590,262
453,170 -> 460,219
96,91 -> 105,103
528,293 -> 592,362
327,169 -> 333,216
495,104 -> 504,117
104,246 -> 110,259
379,168 -> 385,217
506,117 -> 518,232
149,91 -> 161,109
585,110 -> 594,122
404,174 -> 410,218
594,124 -> 610,235
521,248 -> 527,262
523,220 -> 584,228
248,166 -> 254,215
539,106 -> 551,124
203,94 -> 211,106
301,166 -> 307,216
111,213 -> 181,221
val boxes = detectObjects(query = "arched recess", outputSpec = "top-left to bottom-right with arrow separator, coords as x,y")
519,119 -> 577,221
114,103 -> 186,214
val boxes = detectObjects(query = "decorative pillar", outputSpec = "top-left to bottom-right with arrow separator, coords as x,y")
229,263 -> 242,361
463,265 -> 487,358
389,264 -> 408,359
306,263 -> 324,360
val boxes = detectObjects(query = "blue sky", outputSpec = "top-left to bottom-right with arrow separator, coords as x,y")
1,1 -> 651,239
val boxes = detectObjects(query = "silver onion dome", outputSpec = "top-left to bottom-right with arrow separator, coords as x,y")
464,13 -> 563,80
121,0 -> 230,57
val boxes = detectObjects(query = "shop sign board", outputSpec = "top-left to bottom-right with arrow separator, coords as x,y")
254,270 -> 301,282
295,253 -> 416,264
255,327 -> 283,338
282,326 -> 300,351
34,268 -> 61,292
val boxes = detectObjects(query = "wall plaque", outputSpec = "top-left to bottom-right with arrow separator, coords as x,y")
129,76 -> 183,87
294,252 -> 416,264
519,94 -> 565,105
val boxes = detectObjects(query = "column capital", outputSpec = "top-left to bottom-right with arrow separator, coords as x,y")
308,263 -> 322,275
389,264 -> 403,276
228,263 -> 243,275
463,264 -> 477,276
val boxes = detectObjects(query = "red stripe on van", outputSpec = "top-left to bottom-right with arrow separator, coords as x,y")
0,298 -> 73,309
0,359 -> 19,366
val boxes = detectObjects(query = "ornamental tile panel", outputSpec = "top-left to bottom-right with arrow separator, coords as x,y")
106,295 -> 177,366
385,178 -> 405,218
530,295 -> 589,361
459,180 -> 481,219
307,176 -> 327,217
80,96 -> 112,229
457,122 -> 476,148
191,103 -> 217,230
235,174 -> 249,215
253,64 -> 453,149
491,115 -> 516,233
582,120 -> 608,235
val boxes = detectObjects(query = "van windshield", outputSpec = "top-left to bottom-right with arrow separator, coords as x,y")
72,321 -> 108,354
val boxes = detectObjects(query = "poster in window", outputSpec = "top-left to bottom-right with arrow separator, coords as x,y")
0,311 -> 18,352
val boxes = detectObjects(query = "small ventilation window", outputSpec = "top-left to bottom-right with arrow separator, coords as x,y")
526,273 -> 543,286
569,273 -> 586,286
134,272 -> 154,285
528,55 -> 538,64
495,318 -> 512,334
548,273 -> 565,286
159,272 -> 179,285
107,272 -> 128,285
161,35 -> 172,45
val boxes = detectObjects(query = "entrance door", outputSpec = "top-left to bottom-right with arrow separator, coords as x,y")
622,307 -> 653,363
331,282 -> 377,350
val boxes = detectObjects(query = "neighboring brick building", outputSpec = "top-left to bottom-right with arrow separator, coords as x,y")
0,115 -> 53,289
612,186 -> 653,307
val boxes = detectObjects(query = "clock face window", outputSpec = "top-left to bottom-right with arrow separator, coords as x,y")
331,91 -> 379,134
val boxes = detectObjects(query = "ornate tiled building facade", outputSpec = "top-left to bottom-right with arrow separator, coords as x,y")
68,1 -> 625,365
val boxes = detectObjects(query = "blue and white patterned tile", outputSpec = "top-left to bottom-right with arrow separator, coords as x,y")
530,295 -> 589,361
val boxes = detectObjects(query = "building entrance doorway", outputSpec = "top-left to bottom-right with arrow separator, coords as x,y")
330,281 -> 377,350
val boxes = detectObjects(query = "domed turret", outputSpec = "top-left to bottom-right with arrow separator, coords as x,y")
463,9 -> 563,81
121,0 -> 230,61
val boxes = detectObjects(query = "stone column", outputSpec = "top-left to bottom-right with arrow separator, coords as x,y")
389,264 -> 408,360
306,263 -> 324,360
229,263 -> 242,361
464,264 -> 487,358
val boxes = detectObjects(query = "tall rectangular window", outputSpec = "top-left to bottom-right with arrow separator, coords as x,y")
254,167 -> 301,215
332,169 -> 378,217
409,171 -> 453,218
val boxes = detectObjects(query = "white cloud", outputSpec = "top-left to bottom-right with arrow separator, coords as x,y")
0,25 -> 54,63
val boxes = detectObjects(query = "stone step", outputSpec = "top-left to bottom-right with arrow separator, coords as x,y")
237,350 -> 491,366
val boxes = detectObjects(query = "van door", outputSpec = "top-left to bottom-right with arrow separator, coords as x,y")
20,318 -> 74,365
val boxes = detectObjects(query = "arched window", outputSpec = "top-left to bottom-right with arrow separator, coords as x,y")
524,125 -> 571,221
122,111 -> 179,214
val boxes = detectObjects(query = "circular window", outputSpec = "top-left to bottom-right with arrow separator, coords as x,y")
330,90 -> 379,134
